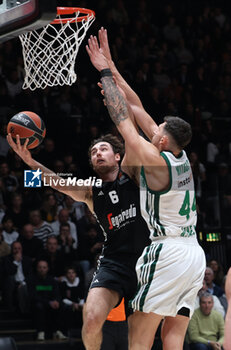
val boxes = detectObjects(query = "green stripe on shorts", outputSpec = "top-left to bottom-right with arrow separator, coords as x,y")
139,243 -> 163,311
129,245 -> 151,310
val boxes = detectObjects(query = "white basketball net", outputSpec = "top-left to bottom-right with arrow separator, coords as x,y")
19,11 -> 95,90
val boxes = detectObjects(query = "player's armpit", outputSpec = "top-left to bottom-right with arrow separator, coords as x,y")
58,186 -> 94,211
121,151 -> 141,185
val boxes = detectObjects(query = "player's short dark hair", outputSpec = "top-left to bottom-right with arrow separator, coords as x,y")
164,116 -> 192,149
88,134 -> 124,165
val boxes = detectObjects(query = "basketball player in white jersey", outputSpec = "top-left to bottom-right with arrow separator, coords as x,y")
87,33 -> 206,350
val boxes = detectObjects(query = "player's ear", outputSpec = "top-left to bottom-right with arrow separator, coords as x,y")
160,135 -> 168,147
115,153 -> 120,162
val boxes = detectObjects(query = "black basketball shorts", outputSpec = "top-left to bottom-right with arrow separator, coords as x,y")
89,258 -> 137,310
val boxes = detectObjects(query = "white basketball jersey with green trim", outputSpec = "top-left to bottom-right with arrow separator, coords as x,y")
140,150 -> 197,239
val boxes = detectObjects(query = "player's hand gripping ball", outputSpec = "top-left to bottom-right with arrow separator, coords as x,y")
7,111 -> 46,149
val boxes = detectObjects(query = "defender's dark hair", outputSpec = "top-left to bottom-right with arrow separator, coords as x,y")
88,134 -> 124,165
164,116 -> 192,149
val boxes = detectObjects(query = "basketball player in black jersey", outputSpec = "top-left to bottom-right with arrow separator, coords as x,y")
7,131 -> 150,350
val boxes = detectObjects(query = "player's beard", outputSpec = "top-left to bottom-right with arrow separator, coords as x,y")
94,164 -> 118,176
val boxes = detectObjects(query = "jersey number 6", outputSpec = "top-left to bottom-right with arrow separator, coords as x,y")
109,190 -> 119,204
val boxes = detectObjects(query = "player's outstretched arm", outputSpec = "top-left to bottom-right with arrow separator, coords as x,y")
98,27 -> 158,140
86,36 -> 162,167
98,27 -> 141,107
7,134 -> 93,207
101,75 -> 160,165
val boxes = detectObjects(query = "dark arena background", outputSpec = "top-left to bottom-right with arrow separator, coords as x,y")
0,0 -> 230,349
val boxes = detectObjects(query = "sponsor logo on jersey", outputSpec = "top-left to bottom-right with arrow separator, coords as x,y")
178,174 -> 192,188
119,178 -> 129,184
118,172 -> 129,184
107,204 -> 136,230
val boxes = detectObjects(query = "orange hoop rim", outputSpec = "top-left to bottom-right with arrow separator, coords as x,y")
51,7 -> 95,24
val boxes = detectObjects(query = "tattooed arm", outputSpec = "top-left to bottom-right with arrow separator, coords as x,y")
101,74 -> 162,164
98,27 -> 159,140
86,36 -> 161,167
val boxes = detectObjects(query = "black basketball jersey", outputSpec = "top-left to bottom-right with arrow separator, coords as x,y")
92,170 -> 150,268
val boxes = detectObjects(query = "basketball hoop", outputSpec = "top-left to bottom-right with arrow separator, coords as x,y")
19,7 -> 95,90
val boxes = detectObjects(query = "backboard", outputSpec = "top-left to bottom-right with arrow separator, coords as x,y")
0,0 -> 57,43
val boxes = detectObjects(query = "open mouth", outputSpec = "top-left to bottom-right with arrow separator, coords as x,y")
97,159 -> 105,164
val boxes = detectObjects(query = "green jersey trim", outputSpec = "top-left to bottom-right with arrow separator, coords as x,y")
167,150 -> 184,159
141,167 -> 165,236
140,153 -> 172,195
154,192 -> 166,236
140,155 -> 172,236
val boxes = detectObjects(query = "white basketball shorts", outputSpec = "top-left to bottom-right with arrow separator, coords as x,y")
130,236 -> 206,318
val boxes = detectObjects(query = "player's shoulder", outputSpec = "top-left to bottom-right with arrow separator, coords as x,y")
120,166 -> 140,187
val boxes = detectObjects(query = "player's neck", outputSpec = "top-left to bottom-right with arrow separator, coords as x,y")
100,166 -> 119,182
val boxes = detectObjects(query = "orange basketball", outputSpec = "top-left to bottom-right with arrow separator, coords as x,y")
7,111 -> 46,149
